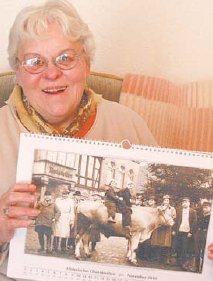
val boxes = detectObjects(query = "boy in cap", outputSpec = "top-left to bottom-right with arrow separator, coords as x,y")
116,181 -> 134,238
105,179 -> 118,223
105,180 -> 133,238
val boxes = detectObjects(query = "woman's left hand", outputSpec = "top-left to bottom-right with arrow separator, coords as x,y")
208,243 -> 213,260
0,184 -> 40,245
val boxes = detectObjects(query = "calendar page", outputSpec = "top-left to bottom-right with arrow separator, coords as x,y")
7,133 -> 213,281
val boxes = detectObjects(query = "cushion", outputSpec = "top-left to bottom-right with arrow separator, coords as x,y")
120,74 -> 213,152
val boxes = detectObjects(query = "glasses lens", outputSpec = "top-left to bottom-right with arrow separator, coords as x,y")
22,56 -> 46,74
55,52 -> 79,70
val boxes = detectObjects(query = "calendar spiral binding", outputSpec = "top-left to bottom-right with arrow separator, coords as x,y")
23,132 -> 213,159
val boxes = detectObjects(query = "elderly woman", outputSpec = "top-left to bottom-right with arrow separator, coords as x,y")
0,1 -> 212,279
0,0 -> 157,277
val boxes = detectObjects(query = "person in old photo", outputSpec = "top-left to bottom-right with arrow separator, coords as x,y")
35,191 -> 61,254
104,179 -> 118,223
52,188 -> 75,253
173,197 -> 197,270
150,194 -> 176,264
194,201 -> 211,272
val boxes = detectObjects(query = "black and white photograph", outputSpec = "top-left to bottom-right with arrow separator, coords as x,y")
24,148 -> 213,275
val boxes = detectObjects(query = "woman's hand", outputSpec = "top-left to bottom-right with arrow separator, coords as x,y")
208,243 -> 213,261
0,184 -> 40,245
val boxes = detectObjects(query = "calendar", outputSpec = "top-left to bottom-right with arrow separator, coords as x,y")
7,133 -> 213,281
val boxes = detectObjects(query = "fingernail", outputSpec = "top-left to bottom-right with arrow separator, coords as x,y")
30,184 -> 36,190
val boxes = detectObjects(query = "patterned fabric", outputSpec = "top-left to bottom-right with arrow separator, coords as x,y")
8,85 -> 101,137
120,73 -> 213,152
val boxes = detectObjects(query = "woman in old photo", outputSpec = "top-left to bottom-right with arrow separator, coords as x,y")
150,194 -> 176,264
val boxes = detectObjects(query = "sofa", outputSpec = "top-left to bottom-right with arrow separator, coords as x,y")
0,71 -> 213,152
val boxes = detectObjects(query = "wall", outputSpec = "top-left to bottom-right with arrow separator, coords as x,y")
1,0 -> 213,83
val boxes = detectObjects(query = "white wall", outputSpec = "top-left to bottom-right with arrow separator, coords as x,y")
1,0 -> 213,83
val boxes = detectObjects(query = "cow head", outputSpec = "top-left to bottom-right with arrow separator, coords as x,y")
158,209 -> 175,226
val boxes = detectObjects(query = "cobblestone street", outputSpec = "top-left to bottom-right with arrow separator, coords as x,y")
25,227 -> 187,272
25,229 -> 129,266
90,235 -> 129,265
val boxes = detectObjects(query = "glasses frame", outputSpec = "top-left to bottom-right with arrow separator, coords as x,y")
17,49 -> 83,74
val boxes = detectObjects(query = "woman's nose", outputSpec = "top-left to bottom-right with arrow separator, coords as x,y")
42,63 -> 63,80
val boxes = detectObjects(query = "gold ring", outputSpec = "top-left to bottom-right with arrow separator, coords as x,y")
2,207 -> 9,217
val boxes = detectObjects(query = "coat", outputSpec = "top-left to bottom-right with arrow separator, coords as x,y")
174,207 -> 197,234
35,201 -> 61,228
151,205 -> 176,247
53,197 -> 75,238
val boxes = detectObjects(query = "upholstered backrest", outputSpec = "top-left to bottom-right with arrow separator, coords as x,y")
0,72 -> 15,103
0,71 -> 123,104
120,74 -> 213,152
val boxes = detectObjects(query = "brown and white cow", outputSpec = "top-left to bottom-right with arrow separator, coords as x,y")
74,200 -> 174,265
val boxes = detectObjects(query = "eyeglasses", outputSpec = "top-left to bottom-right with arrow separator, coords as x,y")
17,49 -> 83,74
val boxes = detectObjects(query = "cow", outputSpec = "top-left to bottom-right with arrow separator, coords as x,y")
74,200 -> 175,265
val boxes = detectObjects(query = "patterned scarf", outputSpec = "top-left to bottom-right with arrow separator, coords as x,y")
8,85 -> 101,138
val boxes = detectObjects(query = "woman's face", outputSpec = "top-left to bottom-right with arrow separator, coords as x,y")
16,23 -> 90,131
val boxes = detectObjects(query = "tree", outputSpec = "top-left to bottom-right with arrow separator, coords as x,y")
144,163 -> 213,203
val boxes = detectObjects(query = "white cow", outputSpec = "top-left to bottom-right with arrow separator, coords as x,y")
74,201 -> 174,265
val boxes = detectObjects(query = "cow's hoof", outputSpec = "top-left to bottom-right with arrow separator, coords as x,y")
75,256 -> 82,260
129,259 -> 139,267
132,261 -> 139,267
75,234 -> 80,241
85,253 -> 91,258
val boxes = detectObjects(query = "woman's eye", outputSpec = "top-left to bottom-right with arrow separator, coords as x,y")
57,54 -> 75,64
26,58 -> 44,66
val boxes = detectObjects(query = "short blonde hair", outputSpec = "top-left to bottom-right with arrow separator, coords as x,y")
8,0 -> 95,70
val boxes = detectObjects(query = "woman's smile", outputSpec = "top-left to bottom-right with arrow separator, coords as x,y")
42,86 -> 68,94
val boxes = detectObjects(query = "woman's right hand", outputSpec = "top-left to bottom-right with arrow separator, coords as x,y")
0,184 -> 40,245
